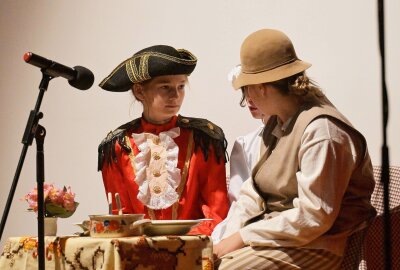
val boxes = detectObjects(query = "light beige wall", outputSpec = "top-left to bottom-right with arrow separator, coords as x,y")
1,0 -> 399,248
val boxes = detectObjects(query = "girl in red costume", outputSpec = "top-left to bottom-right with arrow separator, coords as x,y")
98,45 -> 229,235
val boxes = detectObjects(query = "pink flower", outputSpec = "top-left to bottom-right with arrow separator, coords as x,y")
62,187 -> 77,212
43,183 -> 57,202
48,188 -> 64,206
24,189 -> 38,212
23,182 -> 78,218
27,198 -> 38,212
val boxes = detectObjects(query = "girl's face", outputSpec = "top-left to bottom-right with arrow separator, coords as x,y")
246,99 -> 263,119
244,83 -> 300,123
243,83 -> 266,114
134,75 -> 187,124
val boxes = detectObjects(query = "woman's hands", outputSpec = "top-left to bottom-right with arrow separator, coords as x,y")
213,231 -> 245,259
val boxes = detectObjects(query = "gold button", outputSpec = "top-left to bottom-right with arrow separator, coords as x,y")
153,171 -> 161,177
153,152 -> 161,160
152,137 -> 160,145
181,118 -> 189,123
207,123 -> 214,130
153,186 -> 161,194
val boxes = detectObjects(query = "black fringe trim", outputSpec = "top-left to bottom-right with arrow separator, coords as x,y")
98,116 -> 228,171
97,119 -> 140,171
177,115 -> 228,164
192,130 -> 228,164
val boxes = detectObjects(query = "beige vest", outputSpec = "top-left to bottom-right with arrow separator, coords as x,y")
249,103 -> 376,234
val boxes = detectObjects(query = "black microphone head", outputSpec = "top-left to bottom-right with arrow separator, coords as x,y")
69,66 -> 95,90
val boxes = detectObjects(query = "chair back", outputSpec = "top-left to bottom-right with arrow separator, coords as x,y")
370,166 -> 400,214
340,166 -> 400,270
362,166 -> 400,269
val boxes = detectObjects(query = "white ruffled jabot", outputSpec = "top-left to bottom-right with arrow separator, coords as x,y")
131,127 -> 181,210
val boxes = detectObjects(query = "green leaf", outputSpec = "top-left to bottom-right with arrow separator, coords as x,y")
45,202 -> 79,218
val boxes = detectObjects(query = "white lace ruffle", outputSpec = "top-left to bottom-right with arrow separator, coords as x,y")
131,127 -> 181,209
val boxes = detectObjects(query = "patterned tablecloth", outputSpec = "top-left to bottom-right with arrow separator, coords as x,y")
0,235 -> 213,270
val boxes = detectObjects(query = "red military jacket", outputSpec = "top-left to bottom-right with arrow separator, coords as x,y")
98,115 -> 229,235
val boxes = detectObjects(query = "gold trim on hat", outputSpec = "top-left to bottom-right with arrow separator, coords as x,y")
133,51 -> 197,66
127,60 -> 138,83
126,55 -> 151,83
100,49 -> 197,87
139,54 -> 150,81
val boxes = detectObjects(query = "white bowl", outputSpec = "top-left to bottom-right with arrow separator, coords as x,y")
88,214 -> 148,237
144,220 -> 203,236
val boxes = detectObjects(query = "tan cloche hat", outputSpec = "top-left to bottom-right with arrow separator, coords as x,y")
233,29 -> 311,90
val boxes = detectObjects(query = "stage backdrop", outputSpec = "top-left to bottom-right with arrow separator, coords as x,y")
1,0 -> 399,249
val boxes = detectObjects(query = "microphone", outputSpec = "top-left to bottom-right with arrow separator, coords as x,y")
23,52 -> 95,90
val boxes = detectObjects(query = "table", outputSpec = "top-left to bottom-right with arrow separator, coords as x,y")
0,235 -> 213,270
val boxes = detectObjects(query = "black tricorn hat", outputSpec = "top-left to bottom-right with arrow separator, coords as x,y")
99,45 -> 197,92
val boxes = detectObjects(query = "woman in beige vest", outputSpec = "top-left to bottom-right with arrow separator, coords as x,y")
213,29 -> 376,270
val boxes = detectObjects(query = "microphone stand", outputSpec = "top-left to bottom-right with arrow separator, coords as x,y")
378,0 -> 391,269
0,73 -> 53,270
35,124 -> 46,270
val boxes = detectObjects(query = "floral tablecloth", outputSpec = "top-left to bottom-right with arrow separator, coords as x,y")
0,235 -> 213,270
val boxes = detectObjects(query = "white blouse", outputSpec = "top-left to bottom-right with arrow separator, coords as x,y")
228,125 -> 264,202
212,125 -> 264,243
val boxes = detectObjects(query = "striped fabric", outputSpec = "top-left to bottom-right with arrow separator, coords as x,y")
217,246 -> 342,270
